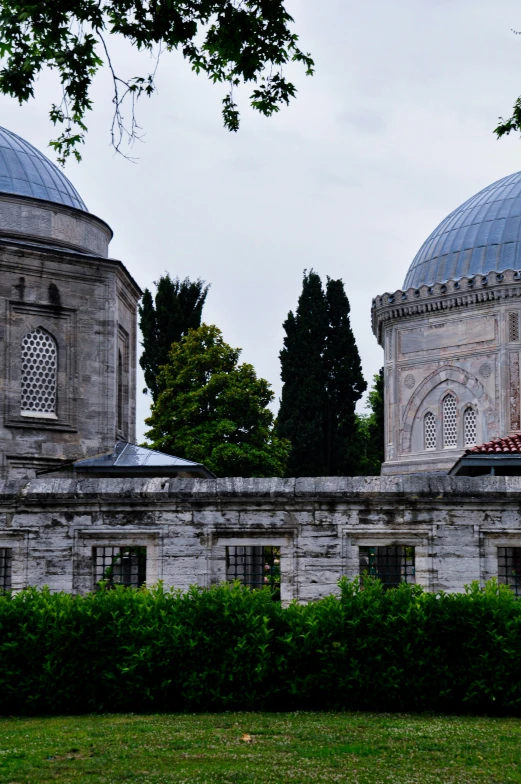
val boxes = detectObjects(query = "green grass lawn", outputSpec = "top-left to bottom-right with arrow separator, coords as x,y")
0,712 -> 520,784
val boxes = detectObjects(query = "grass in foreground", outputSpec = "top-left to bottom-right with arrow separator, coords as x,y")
0,712 -> 520,784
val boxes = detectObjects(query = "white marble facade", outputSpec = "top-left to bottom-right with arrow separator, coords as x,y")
371,274 -> 521,474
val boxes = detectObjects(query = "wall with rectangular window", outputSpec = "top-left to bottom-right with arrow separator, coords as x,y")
226,545 -> 281,600
211,533 -> 295,604
359,545 -> 415,589
497,547 -> 521,596
343,532 -> 432,590
481,534 -> 521,590
73,531 -> 160,594
0,533 -> 32,592
12,476 -> 521,600
0,548 -> 12,591
93,546 -> 147,590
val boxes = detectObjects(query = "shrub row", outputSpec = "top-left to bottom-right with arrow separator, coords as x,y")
1,578 -> 521,714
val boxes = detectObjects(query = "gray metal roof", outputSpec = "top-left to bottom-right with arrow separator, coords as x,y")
403,171 -> 521,289
72,441 -> 214,478
450,453 -> 521,477
0,126 -> 87,212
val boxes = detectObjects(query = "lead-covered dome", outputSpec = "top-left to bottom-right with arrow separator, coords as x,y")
0,126 -> 87,211
403,171 -> 521,290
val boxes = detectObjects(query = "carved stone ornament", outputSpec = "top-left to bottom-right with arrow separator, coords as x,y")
371,268 -> 521,345
479,362 -> 492,379
404,374 -> 416,389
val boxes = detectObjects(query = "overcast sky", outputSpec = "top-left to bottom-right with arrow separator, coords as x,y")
2,0 -> 521,440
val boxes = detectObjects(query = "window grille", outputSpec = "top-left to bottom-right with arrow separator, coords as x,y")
509,312 -> 520,342
442,394 -> 457,448
226,546 -> 281,600
359,546 -> 415,589
463,407 -> 477,446
498,547 -> 521,596
424,411 -> 436,450
93,546 -> 146,589
21,328 -> 57,416
0,548 -> 12,591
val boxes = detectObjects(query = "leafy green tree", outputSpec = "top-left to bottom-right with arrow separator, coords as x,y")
356,368 -> 385,475
277,271 -> 366,476
0,0 -> 314,163
139,274 -> 209,401
145,323 -> 290,477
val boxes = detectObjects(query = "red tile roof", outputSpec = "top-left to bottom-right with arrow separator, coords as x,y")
465,433 -> 521,454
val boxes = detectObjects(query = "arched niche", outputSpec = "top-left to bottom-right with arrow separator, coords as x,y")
401,365 -> 496,454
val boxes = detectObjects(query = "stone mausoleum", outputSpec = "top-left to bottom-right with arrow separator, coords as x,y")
0,126 -> 140,479
372,172 -> 521,476
3,126 -> 521,601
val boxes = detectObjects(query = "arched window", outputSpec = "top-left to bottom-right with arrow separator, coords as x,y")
424,411 -> 436,450
21,328 -> 57,417
117,349 -> 123,432
464,406 -> 477,446
442,393 -> 457,448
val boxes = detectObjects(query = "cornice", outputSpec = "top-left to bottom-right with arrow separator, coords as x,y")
0,242 -> 142,296
371,268 -> 521,344
1,475 -> 521,507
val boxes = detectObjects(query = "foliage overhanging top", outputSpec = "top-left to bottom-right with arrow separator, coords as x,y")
0,0 -> 314,163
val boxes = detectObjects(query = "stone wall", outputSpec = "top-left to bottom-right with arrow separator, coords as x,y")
2,475 -> 521,601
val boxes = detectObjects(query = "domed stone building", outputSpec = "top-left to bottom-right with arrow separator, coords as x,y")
3,125 -> 521,600
372,171 -> 521,475
0,126 -> 141,479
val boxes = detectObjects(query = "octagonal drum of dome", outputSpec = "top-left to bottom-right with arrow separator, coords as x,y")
403,171 -> 521,290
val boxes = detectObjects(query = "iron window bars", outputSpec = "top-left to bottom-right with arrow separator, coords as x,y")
93,546 -> 146,590
498,547 -> 521,596
0,548 -> 12,591
359,545 -> 415,589
226,545 -> 281,600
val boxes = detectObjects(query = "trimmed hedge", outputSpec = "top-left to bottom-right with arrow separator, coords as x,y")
1,578 -> 521,714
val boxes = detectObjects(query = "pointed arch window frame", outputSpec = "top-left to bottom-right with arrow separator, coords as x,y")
6,301 -> 77,432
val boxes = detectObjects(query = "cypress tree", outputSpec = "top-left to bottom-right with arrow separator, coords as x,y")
139,274 -> 209,400
277,271 -> 328,476
277,271 -> 366,476
324,277 -> 367,475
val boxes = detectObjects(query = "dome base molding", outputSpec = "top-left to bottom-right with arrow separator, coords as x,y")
0,194 -> 111,257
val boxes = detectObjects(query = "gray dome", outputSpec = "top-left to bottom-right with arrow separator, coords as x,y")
403,171 -> 521,290
0,126 -> 87,212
